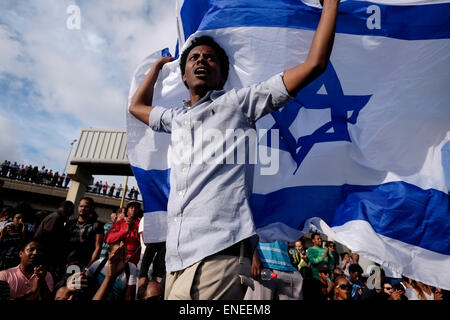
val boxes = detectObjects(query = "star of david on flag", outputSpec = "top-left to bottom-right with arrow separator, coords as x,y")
266,62 -> 371,173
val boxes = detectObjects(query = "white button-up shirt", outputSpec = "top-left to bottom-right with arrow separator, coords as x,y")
149,73 -> 293,272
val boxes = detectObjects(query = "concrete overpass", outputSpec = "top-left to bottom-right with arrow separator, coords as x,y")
66,128 -> 134,212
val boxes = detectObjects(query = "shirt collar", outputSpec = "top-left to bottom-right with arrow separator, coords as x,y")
17,265 -> 36,280
182,89 -> 227,109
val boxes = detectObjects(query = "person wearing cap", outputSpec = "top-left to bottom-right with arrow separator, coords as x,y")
333,275 -> 352,300
317,262 -> 334,300
244,240 -> 303,300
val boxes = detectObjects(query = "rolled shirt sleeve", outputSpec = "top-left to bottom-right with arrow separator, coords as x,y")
235,73 -> 294,122
148,106 -> 175,133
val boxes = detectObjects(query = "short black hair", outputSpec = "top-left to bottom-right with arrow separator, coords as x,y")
127,201 -> 141,210
79,197 -> 94,207
19,239 -> 41,252
340,252 -> 350,260
334,275 -> 348,286
349,263 -> 363,274
127,201 -> 143,218
393,283 -> 405,292
311,232 -> 321,239
66,250 -> 81,265
59,200 -> 74,208
179,36 -> 229,90
0,207 -> 14,220
14,202 -> 33,222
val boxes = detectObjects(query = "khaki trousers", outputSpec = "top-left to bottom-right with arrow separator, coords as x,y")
165,254 -> 251,300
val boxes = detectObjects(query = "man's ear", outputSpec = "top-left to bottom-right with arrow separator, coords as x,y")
220,73 -> 227,88
182,73 -> 189,89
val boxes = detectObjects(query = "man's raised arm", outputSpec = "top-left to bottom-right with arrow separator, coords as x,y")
282,0 -> 340,96
129,56 -> 174,125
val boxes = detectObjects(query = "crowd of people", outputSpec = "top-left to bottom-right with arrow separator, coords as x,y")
0,198 -> 164,300
1,160 -> 71,188
282,235 -> 446,301
87,181 -> 140,201
0,196 -> 447,301
1,160 -> 141,201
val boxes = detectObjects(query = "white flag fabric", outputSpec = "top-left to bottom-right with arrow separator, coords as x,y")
127,0 -> 450,289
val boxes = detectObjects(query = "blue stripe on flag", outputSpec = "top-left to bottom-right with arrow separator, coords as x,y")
133,163 -> 450,254
161,48 -> 172,57
250,181 -> 450,255
180,0 -> 450,41
130,165 -> 170,212
180,0 -> 210,41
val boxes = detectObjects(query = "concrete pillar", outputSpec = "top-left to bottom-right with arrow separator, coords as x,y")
66,164 -> 93,208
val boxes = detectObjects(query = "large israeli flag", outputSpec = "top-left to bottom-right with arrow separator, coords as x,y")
127,0 -> 450,289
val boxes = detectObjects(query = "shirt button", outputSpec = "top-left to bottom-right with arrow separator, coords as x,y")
178,191 -> 183,196
174,218 -> 178,222
182,167 -> 188,172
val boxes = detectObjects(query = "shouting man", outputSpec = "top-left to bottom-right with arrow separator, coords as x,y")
130,0 -> 341,300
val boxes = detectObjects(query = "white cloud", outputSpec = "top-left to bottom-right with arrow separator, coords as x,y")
0,114 -> 21,162
0,25 -> 25,76
0,0 -> 177,171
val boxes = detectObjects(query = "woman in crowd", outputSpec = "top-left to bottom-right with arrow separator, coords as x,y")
407,279 -> 443,300
0,210 -> 29,270
105,202 -> 142,266
333,276 -> 352,300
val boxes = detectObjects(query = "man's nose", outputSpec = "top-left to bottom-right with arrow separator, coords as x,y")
196,55 -> 207,64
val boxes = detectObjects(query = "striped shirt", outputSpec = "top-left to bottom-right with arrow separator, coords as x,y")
257,241 -> 296,272
99,222 -> 114,260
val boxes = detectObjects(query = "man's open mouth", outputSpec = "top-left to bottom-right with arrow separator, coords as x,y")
194,67 -> 208,75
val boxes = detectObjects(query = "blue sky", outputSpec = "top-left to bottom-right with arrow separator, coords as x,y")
0,0 -> 178,187
0,0 -> 449,191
